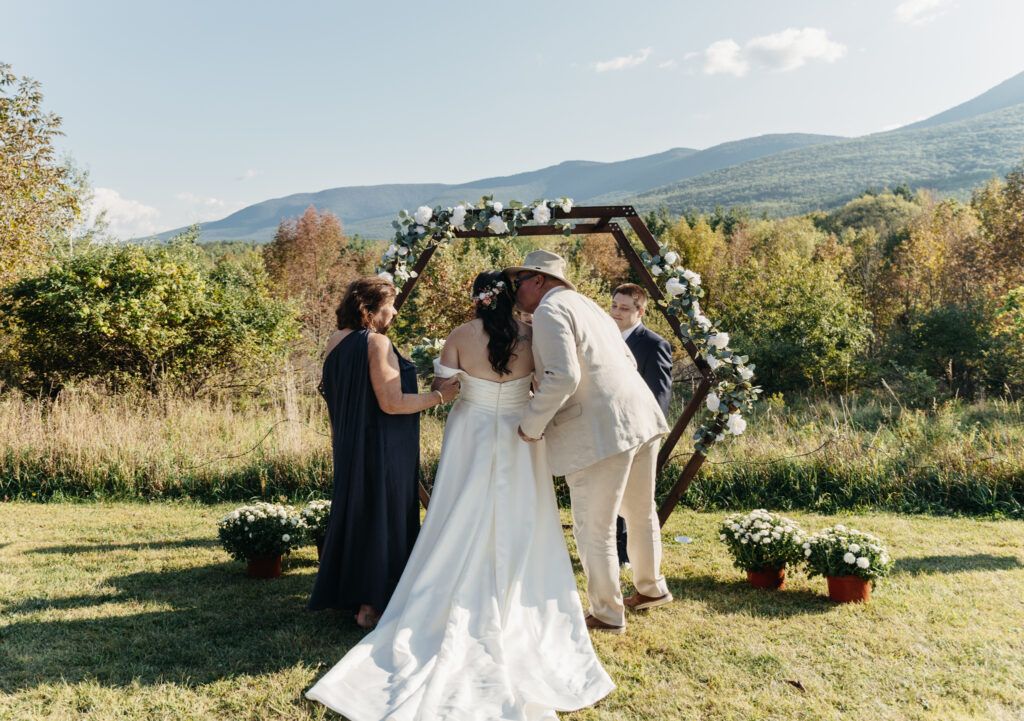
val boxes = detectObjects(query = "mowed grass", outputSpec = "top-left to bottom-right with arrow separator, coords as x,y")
1,504 -> 1023,720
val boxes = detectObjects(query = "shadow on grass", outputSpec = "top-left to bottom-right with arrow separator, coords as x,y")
26,538 -> 222,554
0,560 -> 365,692
665,574 -> 833,617
894,553 -> 1024,575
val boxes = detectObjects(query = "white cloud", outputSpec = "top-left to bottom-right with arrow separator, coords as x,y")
87,188 -> 161,238
745,28 -> 846,72
703,28 -> 846,77
237,169 -> 261,181
594,47 -> 652,72
175,192 -> 229,210
703,39 -> 748,77
895,0 -> 954,25
658,59 -> 678,70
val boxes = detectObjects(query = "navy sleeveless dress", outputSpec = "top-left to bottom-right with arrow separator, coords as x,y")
309,329 -> 421,612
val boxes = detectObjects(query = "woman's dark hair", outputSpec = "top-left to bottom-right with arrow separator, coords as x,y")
473,270 -> 519,376
336,276 -> 397,331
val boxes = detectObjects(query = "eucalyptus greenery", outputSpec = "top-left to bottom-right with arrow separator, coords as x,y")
409,337 -> 446,380
642,242 -> 762,454
377,195 -> 575,286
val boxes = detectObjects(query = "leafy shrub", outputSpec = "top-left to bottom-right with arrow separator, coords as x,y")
0,231 -> 299,395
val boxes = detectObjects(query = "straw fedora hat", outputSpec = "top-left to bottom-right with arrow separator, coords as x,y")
503,249 -> 577,292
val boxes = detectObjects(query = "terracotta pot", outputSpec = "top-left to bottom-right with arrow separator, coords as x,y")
316,542 -> 324,561
827,575 -> 870,603
246,554 -> 283,579
746,567 -> 786,589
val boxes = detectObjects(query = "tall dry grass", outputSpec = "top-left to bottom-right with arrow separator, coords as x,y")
1,379 -> 1022,515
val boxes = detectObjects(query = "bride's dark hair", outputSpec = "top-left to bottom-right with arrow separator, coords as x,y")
472,270 -> 519,376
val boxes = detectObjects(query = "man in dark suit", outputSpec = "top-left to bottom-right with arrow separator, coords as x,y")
609,283 -> 673,567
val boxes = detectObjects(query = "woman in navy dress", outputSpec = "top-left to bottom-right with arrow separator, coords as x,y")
309,276 -> 460,628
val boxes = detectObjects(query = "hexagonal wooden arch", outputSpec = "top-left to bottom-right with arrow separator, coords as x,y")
392,205 -> 716,527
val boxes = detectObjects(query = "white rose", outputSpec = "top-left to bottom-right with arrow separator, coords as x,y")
492,201 -> 503,213
414,205 -> 433,226
397,245 -> 409,256
719,533 -> 727,541
377,271 -> 394,284
835,524 -> 847,531
805,549 -> 812,556
762,537 -> 771,544
665,277 -> 686,297
772,531 -> 781,539
560,199 -> 573,213
650,264 -> 663,277
803,542 -> 811,549
695,313 -> 712,330
683,269 -> 701,285
415,224 -> 426,235
843,552 -> 856,564
706,392 -> 721,412
384,244 -> 397,258
663,251 -> 679,265
451,205 -> 468,229
726,414 -> 746,435
488,215 -> 508,234
738,366 -> 754,381
848,543 -> 861,553
856,556 -> 870,569
706,354 -> 722,371
708,332 -> 730,349
741,539 -> 748,544
532,203 -> 551,224
246,515 -> 254,523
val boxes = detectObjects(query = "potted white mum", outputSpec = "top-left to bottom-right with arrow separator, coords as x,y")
300,499 -> 332,560
217,502 -> 308,579
719,509 -> 807,589
803,525 -> 893,602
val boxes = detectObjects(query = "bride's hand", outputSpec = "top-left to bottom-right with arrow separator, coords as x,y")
438,376 -> 460,403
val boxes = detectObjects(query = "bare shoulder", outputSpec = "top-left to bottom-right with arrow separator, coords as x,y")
366,331 -> 392,358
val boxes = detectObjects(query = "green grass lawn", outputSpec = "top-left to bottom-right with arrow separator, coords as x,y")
1,503 -> 1023,721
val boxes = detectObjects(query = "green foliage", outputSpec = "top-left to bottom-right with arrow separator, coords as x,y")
0,230 -> 298,395
716,251 -> 872,393
0,63 -> 86,284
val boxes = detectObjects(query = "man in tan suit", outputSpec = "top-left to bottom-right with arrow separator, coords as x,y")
505,250 -> 672,634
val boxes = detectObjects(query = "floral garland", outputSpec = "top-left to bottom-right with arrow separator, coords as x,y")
379,195 -> 759,455
377,195 -> 575,287
642,244 -> 761,454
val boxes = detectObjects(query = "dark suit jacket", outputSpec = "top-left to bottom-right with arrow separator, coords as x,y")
625,323 -> 673,416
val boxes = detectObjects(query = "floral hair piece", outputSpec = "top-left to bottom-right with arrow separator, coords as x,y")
471,280 -> 506,310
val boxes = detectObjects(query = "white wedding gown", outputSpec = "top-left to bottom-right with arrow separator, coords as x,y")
306,364 -> 615,721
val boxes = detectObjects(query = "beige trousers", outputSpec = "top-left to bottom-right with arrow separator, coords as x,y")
564,437 -> 669,626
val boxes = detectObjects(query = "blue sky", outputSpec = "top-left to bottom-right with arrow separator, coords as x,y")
3,0 -> 1023,237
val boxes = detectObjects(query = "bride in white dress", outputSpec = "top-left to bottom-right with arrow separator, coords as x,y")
306,271 -> 614,721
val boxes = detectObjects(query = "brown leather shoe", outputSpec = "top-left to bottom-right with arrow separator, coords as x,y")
624,591 -> 673,611
585,613 -> 626,635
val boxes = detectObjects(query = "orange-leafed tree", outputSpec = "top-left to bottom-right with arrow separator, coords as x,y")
263,206 -> 359,351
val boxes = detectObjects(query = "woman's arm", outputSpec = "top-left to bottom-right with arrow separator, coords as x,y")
368,333 -> 458,413
431,329 -> 461,393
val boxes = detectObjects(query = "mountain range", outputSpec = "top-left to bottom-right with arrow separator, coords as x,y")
154,70 -> 1024,243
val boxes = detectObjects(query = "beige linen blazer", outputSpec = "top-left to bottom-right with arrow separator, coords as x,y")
520,287 -> 669,476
